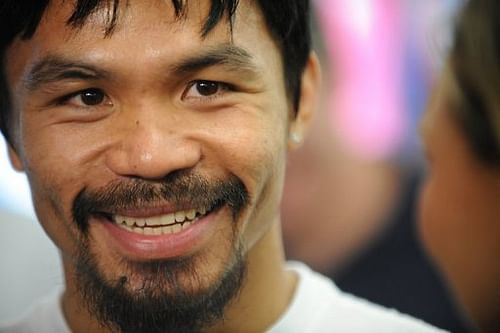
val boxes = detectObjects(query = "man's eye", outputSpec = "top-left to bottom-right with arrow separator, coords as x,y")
59,88 -> 110,107
183,80 -> 229,100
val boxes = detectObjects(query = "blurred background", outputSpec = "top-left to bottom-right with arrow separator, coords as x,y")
1,0 -> 470,331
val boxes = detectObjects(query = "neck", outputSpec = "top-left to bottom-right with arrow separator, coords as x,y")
210,220 -> 297,333
61,219 -> 297,333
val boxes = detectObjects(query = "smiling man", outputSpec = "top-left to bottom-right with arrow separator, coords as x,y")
0,1 -> 446,333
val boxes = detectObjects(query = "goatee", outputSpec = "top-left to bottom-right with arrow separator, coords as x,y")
71,170 -> 250,332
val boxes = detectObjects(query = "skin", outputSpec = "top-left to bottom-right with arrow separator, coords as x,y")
4,1 -> 320,332
419,66 -> 500,332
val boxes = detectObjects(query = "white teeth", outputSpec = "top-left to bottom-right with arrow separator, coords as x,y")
120,217 -> 135,227
114,207 -> 209,236
181,221 -> 192,230
174,211 -> 186,223
186,209 -> 196,220
160,213 -> 175,225
132,226 -> 144,235
161,225 -> 173,234
172,223 -> 182,233
152,227 -> 162,236
145,216 -> 162,227
143,227 -> 154,235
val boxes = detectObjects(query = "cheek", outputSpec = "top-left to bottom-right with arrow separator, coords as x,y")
210,110 -> 288,246
18,125 -> 94,254
22,132 -> 83,202
220,122 -> 287,208
417,172 -> 458,265
418,167 -> 480,282
23,162 -> 83,256
20,114 -> 106,188
209,105 -> 288,186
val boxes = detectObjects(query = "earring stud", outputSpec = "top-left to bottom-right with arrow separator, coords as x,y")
290,132 -> 302,144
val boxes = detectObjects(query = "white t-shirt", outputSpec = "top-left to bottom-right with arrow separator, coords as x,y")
0,262 -> 447,333
267,262 -> 448,332
0,288 -> 69,333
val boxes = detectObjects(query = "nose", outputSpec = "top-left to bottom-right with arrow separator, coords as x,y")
105,117 -> 201,180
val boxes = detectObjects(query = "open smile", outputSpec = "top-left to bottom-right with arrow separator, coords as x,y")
92,203 -> 226,260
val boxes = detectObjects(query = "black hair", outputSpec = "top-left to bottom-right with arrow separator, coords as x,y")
450,0 -> 500,165
0,0 -> 311,144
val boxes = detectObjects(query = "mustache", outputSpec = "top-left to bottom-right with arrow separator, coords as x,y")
72,170 -> 249,234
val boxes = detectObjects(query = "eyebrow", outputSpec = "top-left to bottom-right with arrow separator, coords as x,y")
23,56 -> 113,92
170,44 -> 260,79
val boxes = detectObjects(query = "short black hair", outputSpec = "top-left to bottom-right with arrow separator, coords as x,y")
450,0 -> 500,165
0,0 -> 311,144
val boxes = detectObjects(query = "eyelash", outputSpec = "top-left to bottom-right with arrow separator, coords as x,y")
182,80 -> 234,102
54,88 -> 109,108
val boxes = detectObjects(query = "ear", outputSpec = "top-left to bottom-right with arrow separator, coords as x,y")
288,52 -> 321,150
7,143 -> 25,172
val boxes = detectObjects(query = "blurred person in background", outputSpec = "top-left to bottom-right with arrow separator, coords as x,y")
419,0 -> 500,331
282,1 -> 470,332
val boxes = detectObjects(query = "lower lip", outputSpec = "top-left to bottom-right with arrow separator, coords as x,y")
92,210 -> 223,260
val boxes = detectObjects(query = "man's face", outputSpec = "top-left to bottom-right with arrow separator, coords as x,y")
419,67 -> 500,323
5,0 -> 300,330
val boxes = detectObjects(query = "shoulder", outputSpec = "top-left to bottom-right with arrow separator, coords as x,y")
268,262 -> 449,333
0,288 -> 69,333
